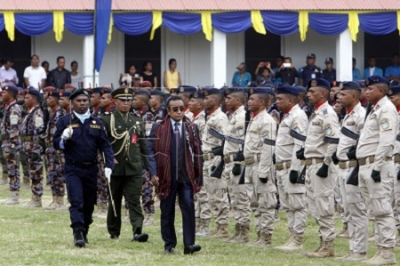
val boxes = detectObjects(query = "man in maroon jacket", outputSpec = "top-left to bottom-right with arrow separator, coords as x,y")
147,95 -> 203,255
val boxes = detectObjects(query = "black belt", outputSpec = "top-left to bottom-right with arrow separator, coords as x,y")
66,160 -> 97,169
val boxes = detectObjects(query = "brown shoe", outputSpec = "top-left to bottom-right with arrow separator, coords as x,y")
225,223 -> 240,243
343,252 -> 367,262
0,191 -> 19,205
234,224 -> 250,244
210,224 -> 230,239
278,234 -> 303,251
364,247 -> 396,265
22,195 -> 42,208
305,240 -> 335,258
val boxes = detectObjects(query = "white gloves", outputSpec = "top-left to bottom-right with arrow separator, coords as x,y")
105,167 -> 112,183
61,127 -> 73,140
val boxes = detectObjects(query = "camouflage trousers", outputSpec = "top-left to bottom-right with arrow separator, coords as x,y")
45,147 -> 65,196
141,170 -> 154,214
19,151 -> 29,178
2,140 -> 20,191
97,159 -> 109,203
22,140 -> 43,196
0,145 -> 8,175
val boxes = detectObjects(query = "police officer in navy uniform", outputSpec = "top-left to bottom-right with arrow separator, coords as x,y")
53,88 -> 114,248
300,53 -> 321,86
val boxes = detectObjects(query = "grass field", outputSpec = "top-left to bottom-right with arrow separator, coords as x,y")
0,184 -> 398,266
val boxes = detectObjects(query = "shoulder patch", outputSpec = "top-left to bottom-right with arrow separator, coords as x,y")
323,109 -> 328,115
324,124 -> 334,136
380,118 -> 392,131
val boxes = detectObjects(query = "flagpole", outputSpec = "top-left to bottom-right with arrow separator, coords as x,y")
93,0 -> 97,87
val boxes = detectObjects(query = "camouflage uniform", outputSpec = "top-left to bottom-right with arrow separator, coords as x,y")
135,108 -> 155,217
0,99 -> 22,203
92,105 -> 113,218
20,104 -> 45,201
0,103 -> 8,184
45,106 -> 66,198
18,102 -> 30,185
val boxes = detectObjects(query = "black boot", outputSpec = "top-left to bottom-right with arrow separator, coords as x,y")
184,245 -> 201,255
73,229 -> 85,248
83,227 -> 89,244
131,227 -> 149,243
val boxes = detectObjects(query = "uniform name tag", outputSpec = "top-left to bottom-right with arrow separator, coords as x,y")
10,115 -> 18,125
71,124 -> 79,128
312,121 -> 321,126
90,125 -> 101,129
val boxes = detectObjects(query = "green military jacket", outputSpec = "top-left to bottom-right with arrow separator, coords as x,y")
101,110 -> 148,177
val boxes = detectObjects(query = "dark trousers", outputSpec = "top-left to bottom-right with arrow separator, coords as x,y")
160,178 -> 195,250
107,175 -> 144,237
64,164 -> 98,230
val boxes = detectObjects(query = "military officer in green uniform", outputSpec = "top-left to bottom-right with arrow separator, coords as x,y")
101,87 -> 149,242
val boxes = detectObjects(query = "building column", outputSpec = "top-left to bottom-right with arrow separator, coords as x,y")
210,29 -> 227,88
83,35 -> 99,88
336,29 -> 353,81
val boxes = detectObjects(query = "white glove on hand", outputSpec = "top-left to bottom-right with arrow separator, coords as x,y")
105,167 -> 112,183
61,127 -> 73,140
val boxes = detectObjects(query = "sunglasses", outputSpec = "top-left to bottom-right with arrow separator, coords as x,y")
170,106 -> 185,112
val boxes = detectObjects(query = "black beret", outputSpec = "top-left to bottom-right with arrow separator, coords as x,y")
276,85 -> 299,96
224,87 -> 245,97
366,75 -> 389,86
341,81 -> 361,91
25,87 -> 42,98
308,78 -> 331,90
176,85 -> 197,95
388,85 -> 400,97
190,91 -> 204,99
60,91 -> 72,98
2,85 -> 19,95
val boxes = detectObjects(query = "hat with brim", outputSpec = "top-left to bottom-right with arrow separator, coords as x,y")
111,87 -> 134,100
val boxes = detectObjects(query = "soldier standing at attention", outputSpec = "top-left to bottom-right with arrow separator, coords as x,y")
101,88 -> 149,242
243,88 -> 277,247
0,86 -> 22,204
91,88 -> 113,218
132,89 -> 155,226
388,84 -> 400,247
356,76 -> 397,265
176,85 -> 196,120
19,88 -> 45,207
333,82 -> 368,262
90,87 -> 103,117
17,88 -> 30,188
188,91 -> 210,236
301,78 -> 339,258
53,88 -> 114,247
222,88 -> 248,243
0,91 -> 8,185
149,90 -> 166,122
274,85 -> 308,251
201,88 -> 230,239
44,89 -> 67,210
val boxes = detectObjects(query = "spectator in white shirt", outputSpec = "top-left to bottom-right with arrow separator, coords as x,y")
23,54 -> 47,89
0,58 -> 18,87
70,60 -> 82,89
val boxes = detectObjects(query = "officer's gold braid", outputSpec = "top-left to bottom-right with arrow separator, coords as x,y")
109,112 -> 135,156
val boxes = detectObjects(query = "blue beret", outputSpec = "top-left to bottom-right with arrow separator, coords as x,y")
202,87 -> 221,96
177,85 -> 197,95
60,91 -> 72,98
366,75 -> 389,86
150,90 -> 165,97
341,81 -> 361,91
248,87 -> 275,96
224,87 -> 245,96
190,91 -> 204,99
68,89 -> 89,101
25,87 -> 42,98
276,85 -> 299,96
295,86 -> 307,93
388,85 -> 400,96
308,78 -> 331,90
358,80 -> 367,88
133,89 -> 150,97
390,79 -> 400,87
3,85 -> 19,95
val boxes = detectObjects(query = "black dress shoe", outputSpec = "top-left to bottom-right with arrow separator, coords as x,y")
164,248 -> 175,254
184,245 -> 201,255
132,233 -> 149,242
73,230 -> 85,248
110,235 -> 119,239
